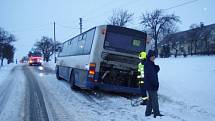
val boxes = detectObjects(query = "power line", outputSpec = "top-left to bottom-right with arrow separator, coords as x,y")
83,0 -> 147,31
60,32 -> 76,42
162,0 -> 199,11
85,0 -> 199,23
85,0 -> 137,20
55,23 -> 79,29
82,0 -> 117,17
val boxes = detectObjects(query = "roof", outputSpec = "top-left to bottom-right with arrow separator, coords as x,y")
159,23 -> 215,46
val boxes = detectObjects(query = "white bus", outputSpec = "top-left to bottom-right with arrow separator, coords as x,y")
56,25 -> 147,94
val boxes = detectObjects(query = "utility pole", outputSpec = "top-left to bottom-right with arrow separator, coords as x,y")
79,18 -> 82,34
54,21 -> 56,63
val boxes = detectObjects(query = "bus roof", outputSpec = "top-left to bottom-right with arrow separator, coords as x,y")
62,25 -> 147,44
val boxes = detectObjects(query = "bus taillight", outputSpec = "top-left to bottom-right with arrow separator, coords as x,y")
88,63 -> 96,81
89,70 -> 95,75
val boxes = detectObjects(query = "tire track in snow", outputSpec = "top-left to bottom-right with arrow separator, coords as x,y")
32,65 -> 134,121
38,78 -> 76,121
29,66 -> 77,121
23,66 -> 49,121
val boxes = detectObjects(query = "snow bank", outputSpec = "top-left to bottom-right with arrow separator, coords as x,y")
157,56 -> 215,109
0,64 -> 26,121
42,60 -> 56,70
0,63 -> 16,85
156,56 -> 215,120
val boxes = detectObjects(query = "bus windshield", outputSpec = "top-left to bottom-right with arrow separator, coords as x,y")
104,26 -> 146,54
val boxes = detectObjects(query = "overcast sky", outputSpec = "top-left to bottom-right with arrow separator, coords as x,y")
0,0 -> 214,59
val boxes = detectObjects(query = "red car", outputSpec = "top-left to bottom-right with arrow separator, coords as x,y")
28,51 -> 43,66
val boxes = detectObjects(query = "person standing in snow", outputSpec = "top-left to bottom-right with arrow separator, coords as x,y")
144,50 -> 164,118
137,51 -> 148,105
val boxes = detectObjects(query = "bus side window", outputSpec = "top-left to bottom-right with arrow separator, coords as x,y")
65,41 -> 70,56
79,33 -> 86,41
77,34 -> 86,54
69,37 -> 78,56
83,28 -> 95,54
59,42 -> 67,56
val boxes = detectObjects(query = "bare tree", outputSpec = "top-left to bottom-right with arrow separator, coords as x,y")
107,9 -> 134,27
161,24 -> 178,37
187,24 -> 200,55
3,43 -> 15,64
35,36 -> 54,62
0,27 -> 16,66
165,35 -> 180,57
140,9 -> 180,54
199,25 -> 212,55
34,36 -> 61,62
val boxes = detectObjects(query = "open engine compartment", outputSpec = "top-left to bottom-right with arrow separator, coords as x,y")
98,53 -> 140,88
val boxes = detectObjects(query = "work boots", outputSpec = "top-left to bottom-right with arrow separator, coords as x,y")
154,114 -> 164,118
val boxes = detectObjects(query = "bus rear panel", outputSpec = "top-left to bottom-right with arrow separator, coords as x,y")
96,25 -> 146,94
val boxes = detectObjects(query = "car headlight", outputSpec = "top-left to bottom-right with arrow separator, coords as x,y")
29,60 -> 33,63
39,59 -> 43,63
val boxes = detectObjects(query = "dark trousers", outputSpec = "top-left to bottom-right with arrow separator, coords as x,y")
140,87 -> 147,97
145,90 -> 160,116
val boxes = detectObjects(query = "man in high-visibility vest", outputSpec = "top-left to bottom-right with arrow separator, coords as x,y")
137,51 -> 148,105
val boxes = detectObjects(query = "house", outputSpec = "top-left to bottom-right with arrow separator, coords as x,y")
159,23 -> 215,57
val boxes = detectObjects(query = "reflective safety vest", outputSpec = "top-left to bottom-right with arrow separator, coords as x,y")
137,62 -> 144,84
138,51 -> 146,84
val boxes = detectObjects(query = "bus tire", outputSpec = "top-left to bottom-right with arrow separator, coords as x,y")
56,66 -> 63,80
70,72 -> 78,90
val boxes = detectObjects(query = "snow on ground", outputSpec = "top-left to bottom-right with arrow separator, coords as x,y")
0,64 -> 26,121
156,56 -> 215,121
157,56 -> 215,111
0,63 -> 16,85
39,55 -> 215,121
42,60 -> 56,70
35,71 -> 156,121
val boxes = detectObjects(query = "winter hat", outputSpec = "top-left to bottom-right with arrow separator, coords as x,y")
147,50 -> 156,58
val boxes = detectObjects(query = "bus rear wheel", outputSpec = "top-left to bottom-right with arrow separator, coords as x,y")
56,66 -> 63,80
70,72 -> 78,90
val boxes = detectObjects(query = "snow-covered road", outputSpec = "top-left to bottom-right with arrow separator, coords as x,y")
0,56 -> 215,121
0,65 -> 26,121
